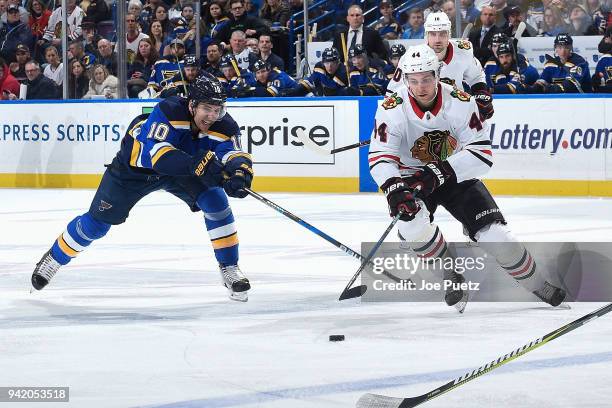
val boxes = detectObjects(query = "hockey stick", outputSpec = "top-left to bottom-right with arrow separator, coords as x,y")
295,128 -> 371,155
245,188 -> 403,299
332,139 -> 371,154
461,22 -> 473,39
356,302 -> 612,408
339,211 -> 403,301
513,21 -> 526,39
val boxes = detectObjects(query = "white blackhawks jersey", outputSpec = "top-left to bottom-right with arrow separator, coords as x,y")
369,83 -> 492,187
387,39 -> 486,94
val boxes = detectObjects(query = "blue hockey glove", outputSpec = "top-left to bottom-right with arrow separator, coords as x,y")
223,153 -> 254,198
191,150 -> 224,187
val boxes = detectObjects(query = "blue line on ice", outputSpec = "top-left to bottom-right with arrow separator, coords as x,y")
141,351 -> 612,408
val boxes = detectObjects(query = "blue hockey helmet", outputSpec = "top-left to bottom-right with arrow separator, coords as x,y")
188,72 -> 227,120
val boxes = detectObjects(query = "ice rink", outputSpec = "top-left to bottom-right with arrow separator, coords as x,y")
2,189 -> 612,408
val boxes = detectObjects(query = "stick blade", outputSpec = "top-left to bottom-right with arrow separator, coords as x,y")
356,393 -> 404,408
339,285 -> 367,301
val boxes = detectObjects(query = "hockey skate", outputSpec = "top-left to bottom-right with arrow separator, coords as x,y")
31,250 -> 61,290
219,264 -> 250,302
443,269 -> 469,313
533,281 -> 566,307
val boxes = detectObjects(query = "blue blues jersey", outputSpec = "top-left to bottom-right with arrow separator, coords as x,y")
219,69 -> 257,91
483,54 -> 539,93
594,54 -> 612,86
373,19 -> 401,38
117,96 -> 242,176
349,66 -> 387,95
299,61 -> 348,96
383,64 -> 396,81
254,69 -> 298,96
148,57 -> 184,91
539,53 -> 592,93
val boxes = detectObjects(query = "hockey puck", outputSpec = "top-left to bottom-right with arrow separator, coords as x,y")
329,334 -> 345,342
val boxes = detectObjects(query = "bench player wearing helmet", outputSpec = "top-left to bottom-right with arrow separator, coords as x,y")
31,73 -> 254,302
370,44 -> 566,312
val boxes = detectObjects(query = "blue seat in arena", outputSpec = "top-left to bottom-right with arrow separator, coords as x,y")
97,20 -> 116,41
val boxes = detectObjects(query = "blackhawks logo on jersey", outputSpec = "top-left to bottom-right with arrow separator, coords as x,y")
450,88 -> 471,102
382,92 -> 403,110
410,130 -> 457,162
457,39 -> 472,50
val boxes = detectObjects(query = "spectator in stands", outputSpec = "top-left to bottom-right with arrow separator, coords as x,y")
468,5 -> 500,66
69,40 -> 95,69
539,6 -> 569,36
127,37 -> 159,97
204,41 -> 223,74
0,57 -> 19,99
590,0 -> 609,35
249,58 -> 296,96
373,0 -> 401,40
532,33 -> 592,93
490,0 -> 508,26
346,44 -> 387,96
484,41 -> 538,93
401,7 -> 425,39
68,56 -> 89,98
205,1 -> 230,38
249,33 -> 284,70
83,64 -> 119,99
42,0 -> 84,47
129,0 -> 147,30
6,0 -> 27,24
215,0 -> 268,43
97,38 -> 118,75
501,5 -> 535,37
461,0 -> 480,25
126,12 -> 150,64
18,60 -> 59,99
82,0 -> 110,24
148,20 -> 166,54
0,0 -> 7,29
244,0 -> 257,17
141,0 -> 161,27
0,4 -> 33,62
180,3 -> 195,24
593,26 -> 612,92
28,0 -> 51,44
441,0 -> 457,25
333,4 -> 387,62
9,43 -> 29,80
259,0 -> 290,27
288,47 -> 349,96
568,4 -> 598,35
154,5 -> 172,35
246,36 -> 258,52
229,29 -> 250,69
81,19 -> 99,56
43,45 -> 63,86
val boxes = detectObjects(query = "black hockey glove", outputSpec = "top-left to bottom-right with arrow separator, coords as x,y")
473,91 -> 494,120
191,150 -> 224,187
403,161 -> 456,199
223,153 -> 254,198
381,177 -> 420,222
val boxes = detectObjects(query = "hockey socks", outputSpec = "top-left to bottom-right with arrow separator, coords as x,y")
197,189 -> 239,266
50,213 -> 111,265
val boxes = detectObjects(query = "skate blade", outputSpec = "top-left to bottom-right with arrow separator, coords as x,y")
229,291 -> 248,302
454,291 -> 469,314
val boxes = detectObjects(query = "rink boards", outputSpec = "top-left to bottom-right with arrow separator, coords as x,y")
0,95 -> 611,196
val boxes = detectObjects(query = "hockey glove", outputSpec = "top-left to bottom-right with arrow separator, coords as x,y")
473,91 -> 494,120
381,177 -> 420,222
223,153 -> 254,198
403,161 -> 456,199
191,150 -> 224,187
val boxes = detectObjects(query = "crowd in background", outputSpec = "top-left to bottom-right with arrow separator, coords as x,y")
0,0 -> 611,100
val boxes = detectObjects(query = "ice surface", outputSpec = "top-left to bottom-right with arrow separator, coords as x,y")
1,189 -> 611,408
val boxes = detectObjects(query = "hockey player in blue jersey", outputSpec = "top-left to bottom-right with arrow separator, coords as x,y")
250,59 -> 298,97
31,73 -> 255,302
383,43 -> 406,81
531,33 -> 592,93
218,54 -> 257,98
287,47 -> 350,96
158,54 -> 201,98
145,39 -> 186,96
593,53 -> 612,93
347,44 -> 388,96
484,42 -> 539,93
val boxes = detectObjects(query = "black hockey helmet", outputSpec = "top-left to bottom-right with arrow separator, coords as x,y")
184,54 -> 199,67
390,43 -> 406,58
348,44 -> 366,59
496,41 -> 514,57
188,72 -> 227,119
321,47 -> 340,62
491,32 -> 508,45
219,54 -> 237,69
554,33 -> 573,47
250,58 -> 270,72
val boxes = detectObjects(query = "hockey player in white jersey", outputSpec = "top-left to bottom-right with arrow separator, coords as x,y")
370,44 -> 565,311
387,12 -> 494,120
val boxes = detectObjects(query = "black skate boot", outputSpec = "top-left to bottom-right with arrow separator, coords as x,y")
443,270 -> 469,313
219,264 -> 250,302
31,250 -> 61,290
533,281 -> 566,307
